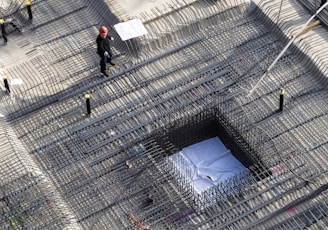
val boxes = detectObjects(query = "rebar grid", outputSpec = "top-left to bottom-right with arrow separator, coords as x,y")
0,0 -> 328,229
0,0 -> 27,18
0,119 -> 80,229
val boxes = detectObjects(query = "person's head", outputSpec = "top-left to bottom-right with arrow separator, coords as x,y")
99,26 -> 108,38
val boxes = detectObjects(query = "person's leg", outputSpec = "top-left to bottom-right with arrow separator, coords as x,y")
108,49 -> 113,58
106,50 -> 115,66
100,55 -> 107,72
3,33 -> 7,43
107,58 -> 115,66
1,23 -> 7,43
100,56 -> 110,76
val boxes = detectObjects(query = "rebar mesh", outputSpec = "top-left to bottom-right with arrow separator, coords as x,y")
0,0 -> 24,18
0,0 -> 328,229
0,118 -> 80,229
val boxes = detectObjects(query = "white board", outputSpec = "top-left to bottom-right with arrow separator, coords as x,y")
114,19 -> 148,41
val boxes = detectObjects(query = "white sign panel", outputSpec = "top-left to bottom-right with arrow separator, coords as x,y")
114,19 -> 148,41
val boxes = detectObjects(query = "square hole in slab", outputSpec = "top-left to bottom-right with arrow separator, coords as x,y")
156,114 -> 269,207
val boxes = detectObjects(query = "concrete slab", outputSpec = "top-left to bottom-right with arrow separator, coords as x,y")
117,0 -> 186,18
0,0 -> 11,10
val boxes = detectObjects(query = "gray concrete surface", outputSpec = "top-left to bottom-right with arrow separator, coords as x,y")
118,0 -> 180,17
117,0 -> 195,18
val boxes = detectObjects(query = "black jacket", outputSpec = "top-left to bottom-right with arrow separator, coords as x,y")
96,34 -> 113,57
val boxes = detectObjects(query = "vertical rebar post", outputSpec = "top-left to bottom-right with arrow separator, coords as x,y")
3,75 -> 10,93
85,93 -> 91,115
0,19 -> 7,43
279,89 -> 285,112
25,1 -> 33,20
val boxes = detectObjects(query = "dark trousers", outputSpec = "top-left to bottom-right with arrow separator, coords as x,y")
2,33 -> 7,43
100,50 -> 113,72
1,24 -> 7,43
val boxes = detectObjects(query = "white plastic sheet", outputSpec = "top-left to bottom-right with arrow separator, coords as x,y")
169,137 -> 247,194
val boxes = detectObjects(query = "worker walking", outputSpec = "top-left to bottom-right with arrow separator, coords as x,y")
0,18 -> 21,44
0,19 -> 7,44
96,25 -> 116,77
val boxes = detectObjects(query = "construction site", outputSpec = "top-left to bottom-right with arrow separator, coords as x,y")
1,0 -> 328,229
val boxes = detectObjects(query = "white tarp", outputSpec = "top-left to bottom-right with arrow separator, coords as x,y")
114,18 -> 148,41
169,137 -> 247,194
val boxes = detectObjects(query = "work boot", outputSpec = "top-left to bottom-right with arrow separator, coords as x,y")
101,70 -> 110,77
107,59 -> 115,66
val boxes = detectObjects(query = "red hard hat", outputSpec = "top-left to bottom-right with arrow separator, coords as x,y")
99,26 -> 107,34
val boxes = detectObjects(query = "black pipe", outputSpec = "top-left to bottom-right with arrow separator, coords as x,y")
3,76 -> 10,93
279,89 -> 285,112
1,19 -> 7,43
85,93 -> 91,114
26,1 -> 33,20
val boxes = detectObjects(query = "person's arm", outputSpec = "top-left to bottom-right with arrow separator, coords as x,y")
107,35 -> 114,41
